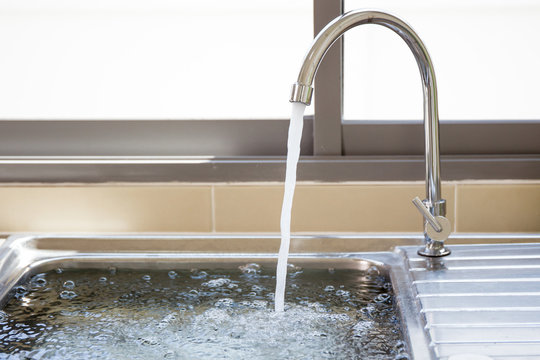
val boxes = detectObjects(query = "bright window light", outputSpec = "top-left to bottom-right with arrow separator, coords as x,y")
0,0 -> 313,119
344,0 -> 540,120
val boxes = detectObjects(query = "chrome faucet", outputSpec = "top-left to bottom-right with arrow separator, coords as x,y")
289,9 -> 451,257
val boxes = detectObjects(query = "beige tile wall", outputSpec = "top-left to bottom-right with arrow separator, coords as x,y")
0,181 -> 538,233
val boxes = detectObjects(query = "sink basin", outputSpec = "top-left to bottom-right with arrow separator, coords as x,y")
1,233 -> 540,359
0,234 -> 430,359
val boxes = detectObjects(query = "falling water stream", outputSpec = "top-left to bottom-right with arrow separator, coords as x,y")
274,102 -> 306,312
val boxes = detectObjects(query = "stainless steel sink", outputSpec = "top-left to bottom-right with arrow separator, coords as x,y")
1,233 -> 540,359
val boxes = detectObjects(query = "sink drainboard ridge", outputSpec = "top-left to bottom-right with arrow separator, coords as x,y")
401,244 -> 540,359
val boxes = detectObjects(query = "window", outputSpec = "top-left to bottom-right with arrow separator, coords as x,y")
0,0 -> 538,181
311,0 -> 540,160
0,0 -> 313,119
344,0 -> 540,121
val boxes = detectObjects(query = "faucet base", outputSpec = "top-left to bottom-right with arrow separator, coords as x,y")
418,241 -> 451,257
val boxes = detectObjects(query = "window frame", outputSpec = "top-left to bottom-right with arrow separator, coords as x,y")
311,0 -> 540,157
0,0 -> 538,182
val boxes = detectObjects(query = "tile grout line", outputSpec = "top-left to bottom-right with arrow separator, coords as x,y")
454,184 -> 458,233
211,186 -> 216,233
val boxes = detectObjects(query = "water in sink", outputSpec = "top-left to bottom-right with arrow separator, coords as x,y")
0,264 -> 408,359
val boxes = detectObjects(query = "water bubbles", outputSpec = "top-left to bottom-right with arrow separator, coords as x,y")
0,267 -> 405,359
374,293 -> 391,303
59,290 -> 77,300
0,310 -> 8,322
395,354 -> 410,360
137,337 -> 159,346
214,298 -> 235,308
190,270 -> 208,279
360,305 -> 376,317
393,340 -> 407,353
63,280 -> 75,289
249,300 -> 268,309
142,275 -> 151,281
287,264 -> 303,277
202,278 -> 230,288
55,268 -> 64,274
384,282 -> 393,290
14,286 -> 28,299
251,285 -> 264,293
156,313 -> 177,330
335,289 -> 350,297
238,263 -> 261,275
30,274 -> 47,288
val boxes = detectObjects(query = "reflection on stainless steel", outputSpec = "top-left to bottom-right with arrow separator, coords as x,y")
289,10 -> 450,257
402,242 -> 540,358
413,196 -> 443,233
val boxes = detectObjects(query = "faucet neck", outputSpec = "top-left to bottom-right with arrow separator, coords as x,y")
290,9 -> 443,209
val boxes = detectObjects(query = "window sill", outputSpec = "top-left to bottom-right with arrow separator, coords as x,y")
0,155 -> 538,183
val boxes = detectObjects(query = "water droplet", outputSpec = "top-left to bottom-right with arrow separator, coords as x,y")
168,271 -> 178,279
63,280 -> 75,289
59,290 -> 77,300
324,285 -> 335,292
0,310 -> 8,322
328,267 -> 335,274
142,275 -> 151,281
55,268 -> 63,274
99,277 -> 107,283
108,266 -> 117,275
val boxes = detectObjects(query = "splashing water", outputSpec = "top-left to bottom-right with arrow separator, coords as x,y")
0,267 -> 407,359
275,102 -> 307,312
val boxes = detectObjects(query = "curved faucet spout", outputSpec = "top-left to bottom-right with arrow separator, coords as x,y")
290,9 -> 450,257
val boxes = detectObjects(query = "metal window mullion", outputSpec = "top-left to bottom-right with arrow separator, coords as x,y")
312,0 -> 344,156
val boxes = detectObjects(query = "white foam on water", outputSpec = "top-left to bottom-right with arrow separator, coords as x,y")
275,102 -> 306,313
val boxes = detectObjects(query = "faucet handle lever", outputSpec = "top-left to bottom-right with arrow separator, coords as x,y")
412,196 -> 442,232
